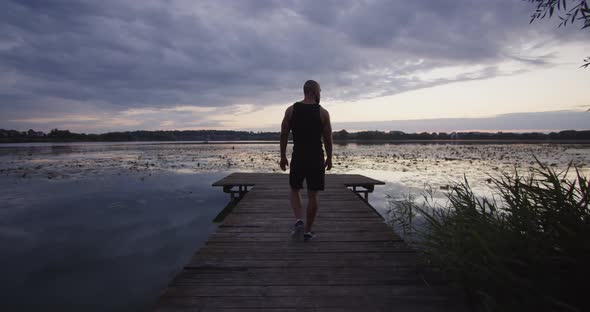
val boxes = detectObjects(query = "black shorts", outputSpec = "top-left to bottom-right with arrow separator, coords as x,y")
289,154 -> 325,191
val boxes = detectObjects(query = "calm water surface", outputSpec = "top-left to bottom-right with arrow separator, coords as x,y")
1,141 -> 589,310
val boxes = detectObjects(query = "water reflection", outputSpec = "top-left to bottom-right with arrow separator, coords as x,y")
0,171 -> 227,311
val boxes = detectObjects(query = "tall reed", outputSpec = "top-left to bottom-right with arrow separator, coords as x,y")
387,158 -> 589,312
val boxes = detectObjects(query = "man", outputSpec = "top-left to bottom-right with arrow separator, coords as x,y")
280,80 -> 333,242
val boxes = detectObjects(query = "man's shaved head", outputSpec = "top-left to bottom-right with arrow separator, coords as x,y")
303,80 -> 320,96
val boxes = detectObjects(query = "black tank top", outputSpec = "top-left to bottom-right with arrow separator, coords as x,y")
291,102 -> 324,160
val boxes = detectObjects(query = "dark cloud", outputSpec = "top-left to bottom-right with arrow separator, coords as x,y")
0,0 -> 585,126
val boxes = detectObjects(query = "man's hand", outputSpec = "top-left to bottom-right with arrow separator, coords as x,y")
280,157 -> 289,171
325,157 -> 332,171
280,106 -> 293,172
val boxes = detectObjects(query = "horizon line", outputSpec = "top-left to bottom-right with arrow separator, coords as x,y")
3,127 -> 590,135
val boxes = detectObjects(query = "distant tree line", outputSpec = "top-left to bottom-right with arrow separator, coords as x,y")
332,129 -> 590,141
0,128 -> 282,143
1,128 -> 590,143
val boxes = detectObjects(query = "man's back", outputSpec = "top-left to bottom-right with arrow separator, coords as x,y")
291,102 -> 324,161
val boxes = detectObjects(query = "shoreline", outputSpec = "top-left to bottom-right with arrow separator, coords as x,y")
2,139 -> 590,146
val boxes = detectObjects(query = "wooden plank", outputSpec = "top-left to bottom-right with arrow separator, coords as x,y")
158,284 -> 450,297
154,296 -> 465,311
151,173 -> 466,311
191,251 -> 420,260
200,241 -> 412,253
173,266 -> 426,276
211,173 -> 385,187
170,268 -> 448,288
215,226 -> 397,233
208,231 -> 396,240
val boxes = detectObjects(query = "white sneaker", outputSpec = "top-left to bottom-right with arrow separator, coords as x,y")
303,231 -> 316,242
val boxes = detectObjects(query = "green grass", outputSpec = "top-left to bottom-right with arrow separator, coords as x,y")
386,158 -> 589,312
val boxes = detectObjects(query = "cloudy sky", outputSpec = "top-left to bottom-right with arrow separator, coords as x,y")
1,0 -> 589,134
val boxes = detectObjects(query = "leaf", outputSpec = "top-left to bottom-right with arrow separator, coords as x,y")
572,8 -> 579,23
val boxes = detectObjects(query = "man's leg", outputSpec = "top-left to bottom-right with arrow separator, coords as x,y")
289,188 -> 304,221
305,190 -> 319,233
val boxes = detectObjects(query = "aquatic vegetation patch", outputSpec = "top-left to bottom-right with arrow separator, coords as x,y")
387,159 -> 590,311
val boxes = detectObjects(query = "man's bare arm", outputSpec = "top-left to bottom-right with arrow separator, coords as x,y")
279,106 -> 292,171
321,108 -> 333,170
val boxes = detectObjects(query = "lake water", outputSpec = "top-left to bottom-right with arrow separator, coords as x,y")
1,141 -> 589,311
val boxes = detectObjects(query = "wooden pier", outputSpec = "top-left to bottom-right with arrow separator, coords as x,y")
153,173 -> 467,311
